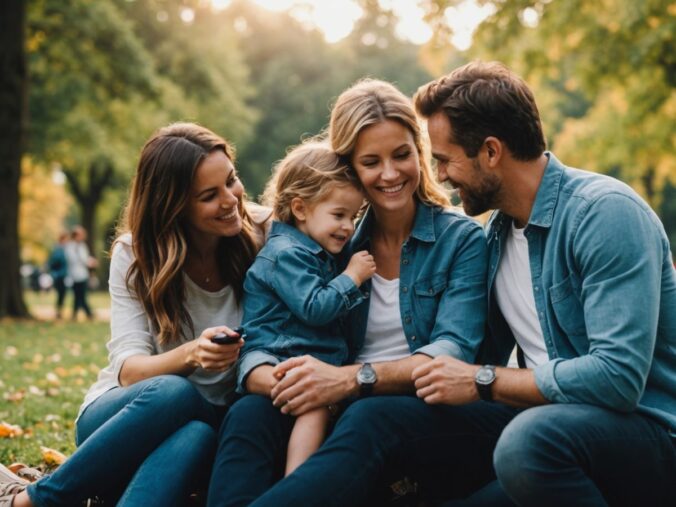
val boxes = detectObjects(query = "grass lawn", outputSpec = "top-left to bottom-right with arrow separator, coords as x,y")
0,291 -> 111,466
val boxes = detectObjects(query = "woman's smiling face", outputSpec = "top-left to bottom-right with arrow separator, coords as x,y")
185,150 -> 244,240
351,119 -> 421,213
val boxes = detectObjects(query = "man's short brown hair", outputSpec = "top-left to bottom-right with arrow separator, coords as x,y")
414,61 -> 546,161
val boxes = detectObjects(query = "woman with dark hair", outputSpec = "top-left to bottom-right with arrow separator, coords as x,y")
1,123 -> 270,507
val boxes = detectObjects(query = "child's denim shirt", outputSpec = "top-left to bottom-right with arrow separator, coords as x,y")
237,221 -> 365,392
344,201 -> 488,364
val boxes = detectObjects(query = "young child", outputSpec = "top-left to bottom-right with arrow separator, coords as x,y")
237,140 -> 376,475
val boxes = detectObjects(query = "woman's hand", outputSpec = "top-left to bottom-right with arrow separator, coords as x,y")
270,356 -> 358,416
185,326 -> 244,372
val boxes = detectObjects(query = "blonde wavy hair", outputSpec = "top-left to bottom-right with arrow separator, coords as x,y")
261,140 -> 363,224
329,79 -> 450,208
116,122 -> 259,345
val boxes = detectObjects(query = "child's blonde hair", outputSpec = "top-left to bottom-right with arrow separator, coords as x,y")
262,140 -> 363,224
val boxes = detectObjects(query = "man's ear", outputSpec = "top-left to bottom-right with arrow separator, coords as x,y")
482,137 -> 502,168
290,197 -> 307,222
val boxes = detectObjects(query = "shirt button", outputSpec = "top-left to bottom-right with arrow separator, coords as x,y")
428,288 -> 434,294
402,286 -> 408,293
404,316 -> 412,324
534,286 -> 539,291
402,259 -> 409,265
364,291 -> 370,297
411,335 -> 416,341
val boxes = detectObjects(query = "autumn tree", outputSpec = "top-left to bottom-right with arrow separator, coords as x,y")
0,1 -> 30,318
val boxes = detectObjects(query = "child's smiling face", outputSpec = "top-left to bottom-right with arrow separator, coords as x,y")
294,183 -> 364,254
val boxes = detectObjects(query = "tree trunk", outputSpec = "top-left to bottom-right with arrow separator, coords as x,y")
64,161 -> 115,257
0,1 -> 30,318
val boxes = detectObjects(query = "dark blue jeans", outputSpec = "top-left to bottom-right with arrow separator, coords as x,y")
27,375 -> 222,507
209,396 -> 676,507
208,395 -> 518,507
72,280 -> 92,319
493,404 -> 676,507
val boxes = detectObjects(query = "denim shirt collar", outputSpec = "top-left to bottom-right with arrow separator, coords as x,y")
268,220 -> 325,255
351,199 -> 436,249
527,152 -> 565,229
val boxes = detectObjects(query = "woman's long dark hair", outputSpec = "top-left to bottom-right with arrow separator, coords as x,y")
116,123 -> 259,344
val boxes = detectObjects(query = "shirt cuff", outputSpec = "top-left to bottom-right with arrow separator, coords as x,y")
329,273 -> 365,310
414,339 -> 464,361
236,350 -> 281,394
533,359 -> 568,403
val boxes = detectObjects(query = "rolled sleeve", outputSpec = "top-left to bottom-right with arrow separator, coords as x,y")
236,350 -> 281,394
415,339 -> 463,360
537,194 -> 663,411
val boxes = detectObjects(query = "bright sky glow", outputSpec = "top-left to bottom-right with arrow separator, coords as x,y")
211,0 -> 492,49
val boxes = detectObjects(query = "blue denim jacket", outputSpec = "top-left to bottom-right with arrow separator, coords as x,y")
237,221 -> 365,392
345,201 -> 487,363
482,153 -> 676,434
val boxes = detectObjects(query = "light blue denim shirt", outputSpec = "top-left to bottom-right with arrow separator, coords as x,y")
237,221 -> 364,392
482,153 -> 676,434
344,200 -> 487,363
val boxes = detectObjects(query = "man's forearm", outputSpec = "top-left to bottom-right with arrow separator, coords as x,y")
491,366 -> 548,407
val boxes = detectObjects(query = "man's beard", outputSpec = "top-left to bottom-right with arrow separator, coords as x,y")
458,159 -> 501,217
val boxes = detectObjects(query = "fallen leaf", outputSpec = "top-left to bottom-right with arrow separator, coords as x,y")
0,421 -> 24,438
40,446 -> 67,466
4,390 -> 25,402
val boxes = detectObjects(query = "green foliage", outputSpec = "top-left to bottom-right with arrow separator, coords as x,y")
224,0 -> 432,198
468,0 -> 676,207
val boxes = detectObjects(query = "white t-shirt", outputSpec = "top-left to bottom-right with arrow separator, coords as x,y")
65,241 -> 91,282
493,222 -> 549,368
355,273 -> 410,364
78,234 -> 242,417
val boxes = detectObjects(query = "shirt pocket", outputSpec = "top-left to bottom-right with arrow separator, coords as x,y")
413,273 -> 448,330
548,275 -> 588,347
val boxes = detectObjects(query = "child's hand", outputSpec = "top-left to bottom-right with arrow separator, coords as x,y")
344,250 -> 376,286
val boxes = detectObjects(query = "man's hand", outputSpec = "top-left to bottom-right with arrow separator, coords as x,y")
412,356 -> 480,405
270,356 -> 358,416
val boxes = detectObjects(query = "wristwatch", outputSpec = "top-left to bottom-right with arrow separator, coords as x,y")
475,365 -> 496,402
356,363 -> 377,397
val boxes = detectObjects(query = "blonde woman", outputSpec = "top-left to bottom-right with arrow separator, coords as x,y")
208,80 -> 488,507
2,123 -> 269,507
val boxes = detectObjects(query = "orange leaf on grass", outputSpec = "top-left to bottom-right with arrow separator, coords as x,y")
0,421 -> 24,438
40,446 -> 68,466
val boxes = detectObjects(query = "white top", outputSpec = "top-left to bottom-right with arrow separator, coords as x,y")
65,241 -> 90,282
78,234 -> 242,417
494,222 -> 548,368
355,274 -> 410,364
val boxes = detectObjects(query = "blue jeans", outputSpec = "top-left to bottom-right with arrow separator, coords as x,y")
208,395 -> 518,507
493,404 -> 676,507
210,395 -> 676,507
27,375 -> 222,507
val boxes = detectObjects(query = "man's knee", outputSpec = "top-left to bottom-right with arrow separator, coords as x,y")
494,405 -> 578,489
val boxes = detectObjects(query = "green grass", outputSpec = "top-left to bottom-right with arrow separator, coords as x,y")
0,292 -> 111,466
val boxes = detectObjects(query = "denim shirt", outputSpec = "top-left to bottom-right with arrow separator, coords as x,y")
345,201 -> 487,363
483,153 -> 676,434
237,221 -> 365,392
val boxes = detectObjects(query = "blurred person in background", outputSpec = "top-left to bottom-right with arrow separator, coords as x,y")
47,231 -> 69,319
65,225 -> 95,321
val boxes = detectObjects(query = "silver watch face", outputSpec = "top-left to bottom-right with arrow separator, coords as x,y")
475,366 -> 496,385
357,363 -> 377,385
